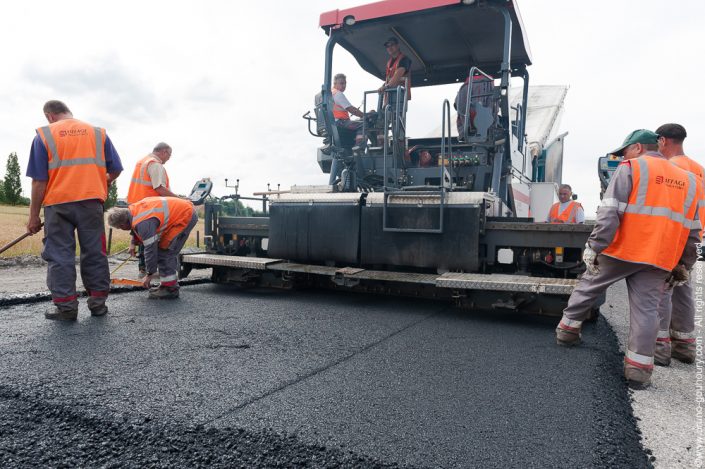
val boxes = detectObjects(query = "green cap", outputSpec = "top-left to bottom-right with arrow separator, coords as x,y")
610,129 -> 659,156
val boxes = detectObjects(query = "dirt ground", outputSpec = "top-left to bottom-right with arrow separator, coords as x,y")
0,204 -> 206,258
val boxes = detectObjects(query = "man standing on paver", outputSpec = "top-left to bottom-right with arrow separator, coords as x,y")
653,123 -> 704,366
554,129 -> 700,388
26,100 -> 123,320
107,196 -> 197,299
126,142 -> 180,278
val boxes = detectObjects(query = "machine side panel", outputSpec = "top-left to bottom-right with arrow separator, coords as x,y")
268,203 -> 360,264
360,204 -> 480,271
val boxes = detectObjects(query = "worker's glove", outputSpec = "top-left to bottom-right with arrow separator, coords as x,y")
582,243 -> 599,276
666,264 -> 690,289
128,243 -> 137,258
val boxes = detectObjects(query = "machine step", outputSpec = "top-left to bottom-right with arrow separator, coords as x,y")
182,254 -> 578,295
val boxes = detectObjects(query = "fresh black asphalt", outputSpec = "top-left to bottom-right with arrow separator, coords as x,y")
0,284 -> 651,468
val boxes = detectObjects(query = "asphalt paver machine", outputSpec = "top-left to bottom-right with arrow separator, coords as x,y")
183,0 -> 594,316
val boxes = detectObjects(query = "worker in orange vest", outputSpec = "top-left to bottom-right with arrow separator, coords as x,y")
547,184 -> 584,223
26,100 -> 123,321
378,37 -> 411,142
332,73 -> 366,147
126,142 -> 180,277
653,123 -> 704,366
378,36 -> 411,104
107,197 -> 197,299
329,73 -> 370,185
554,129 -> 700,389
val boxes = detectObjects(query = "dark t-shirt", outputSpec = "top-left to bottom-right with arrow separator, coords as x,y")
388,56 -> 411,77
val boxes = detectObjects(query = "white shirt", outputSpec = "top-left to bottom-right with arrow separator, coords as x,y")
146,155 -> 168,189
333,90 -> 353,111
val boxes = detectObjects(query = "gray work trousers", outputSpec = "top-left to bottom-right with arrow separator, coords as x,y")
658,280 -> 696,338
41,200 -> 109,312
157,212 -> 198,288
562,255 -> 669,361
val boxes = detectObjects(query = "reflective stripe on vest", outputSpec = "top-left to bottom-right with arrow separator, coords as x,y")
671,155 -> 705,235
386,53 -> 411,99
548,201 -> 581,223
129,196 -> 194,250
602,156 -> 698,271
127,154 -> 170,204
331,89 -> 350,120
38,119 -> 107,206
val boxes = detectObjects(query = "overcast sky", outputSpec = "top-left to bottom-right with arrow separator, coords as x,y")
1,0 -> 703,215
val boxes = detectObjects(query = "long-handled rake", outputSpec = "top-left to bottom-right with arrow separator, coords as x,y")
110,255 -> 143,287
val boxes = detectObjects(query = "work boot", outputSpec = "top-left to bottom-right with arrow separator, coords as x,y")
45,306 -> 78,321
624,363 -> 652,390
89,304 -> 109,317
149,286 -> 179,300
671,339 -> 696,364
653,339 -> 671,367
87,295 -> 108,317
555,318 -> 582,346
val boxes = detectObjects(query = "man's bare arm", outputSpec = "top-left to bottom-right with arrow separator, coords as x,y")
346,106 -> 364,118
387,68 -> 407,88
155,186 -> 181,198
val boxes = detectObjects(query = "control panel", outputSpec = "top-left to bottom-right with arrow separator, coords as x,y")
189,178 -> 213,205
597,154 -> 622,198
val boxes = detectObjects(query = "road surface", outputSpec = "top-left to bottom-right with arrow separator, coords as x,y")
0,283 -> 650,467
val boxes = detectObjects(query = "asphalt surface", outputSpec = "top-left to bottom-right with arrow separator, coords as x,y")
0,284 -> 651,468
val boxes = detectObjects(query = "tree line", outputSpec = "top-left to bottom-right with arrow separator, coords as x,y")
1,152 -> 119,209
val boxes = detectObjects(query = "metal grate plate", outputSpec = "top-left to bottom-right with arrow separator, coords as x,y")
436,272 -> 578,295
181,254 -> 282,271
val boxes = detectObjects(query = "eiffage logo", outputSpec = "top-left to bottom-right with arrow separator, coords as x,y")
59,129 -> 87,137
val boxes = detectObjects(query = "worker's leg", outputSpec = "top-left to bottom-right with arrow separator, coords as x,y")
75,200 -> 110,315
329,158 -> 341,185
154,212 -> 198,296
559,256 -> 638,333
137,243 -> 146,276
41,203 -> 79,313
654,288 -> 674,366
624,266 -> 670,385
670,280 -> 697,363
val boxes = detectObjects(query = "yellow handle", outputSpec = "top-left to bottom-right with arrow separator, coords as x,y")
110,255 -> 133,276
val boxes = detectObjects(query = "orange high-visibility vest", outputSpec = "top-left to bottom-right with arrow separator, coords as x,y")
331,89 -> 350,120
129,196 -> 194,250
386,53 -> 411,100
127,154 -> 170,204
671,154 -> 705,235
548,201 -> 582,223
602,155 -> 699,271
36,119 -> 107,206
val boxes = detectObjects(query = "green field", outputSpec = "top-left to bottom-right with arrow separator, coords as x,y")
0,205 -> 206,258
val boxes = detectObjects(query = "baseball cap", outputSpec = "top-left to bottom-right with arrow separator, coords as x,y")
610,129 -> 659,156
384,37 -> 398,47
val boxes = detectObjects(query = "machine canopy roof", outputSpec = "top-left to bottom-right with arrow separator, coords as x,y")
320,0 -> 532,87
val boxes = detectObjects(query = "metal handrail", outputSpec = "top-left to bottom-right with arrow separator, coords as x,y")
382,104 -> 392,190
462,66 -> 494,141
302,111 -> 322,138
440,99 -> 453,191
